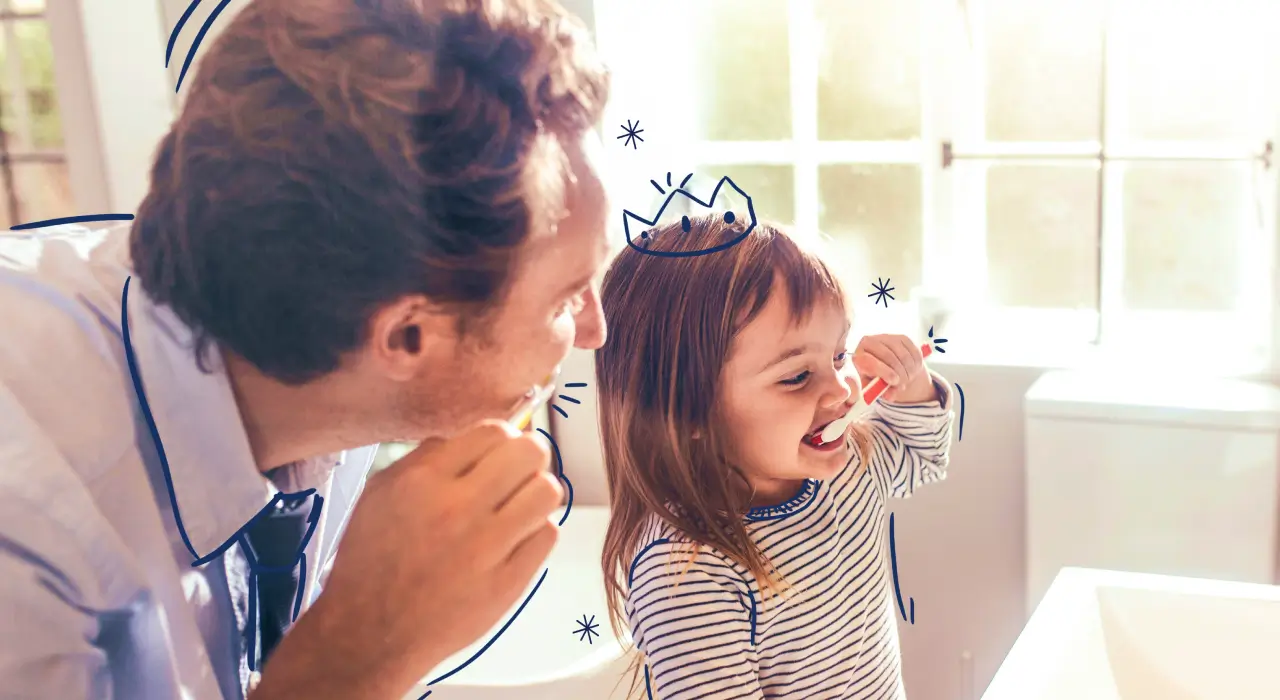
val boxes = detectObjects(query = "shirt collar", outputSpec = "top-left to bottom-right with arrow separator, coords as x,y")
122,277 -> 339,563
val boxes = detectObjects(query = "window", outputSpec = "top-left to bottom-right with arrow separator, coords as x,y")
594,0 -> 1279,375
0,0 -> 70,228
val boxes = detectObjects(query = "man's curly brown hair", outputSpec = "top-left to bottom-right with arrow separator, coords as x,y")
130,0 -> 610,385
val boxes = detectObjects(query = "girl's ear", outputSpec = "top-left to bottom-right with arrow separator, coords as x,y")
691,429 -> 702,439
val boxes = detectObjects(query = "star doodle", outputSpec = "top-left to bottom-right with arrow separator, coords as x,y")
573,614 -> 601,644
869,277 -> 895,308
617,120 -> 644,149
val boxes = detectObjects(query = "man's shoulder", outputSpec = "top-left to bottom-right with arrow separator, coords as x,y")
0,221 -> 133,345
0,223 -> 142,506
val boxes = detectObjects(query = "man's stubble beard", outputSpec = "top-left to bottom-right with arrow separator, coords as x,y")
390,324 -> 507,441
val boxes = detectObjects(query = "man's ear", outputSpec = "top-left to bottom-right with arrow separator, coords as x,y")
366,296 -> 456,382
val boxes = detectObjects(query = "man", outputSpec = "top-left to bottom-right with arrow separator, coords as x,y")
0,0 -> 612,698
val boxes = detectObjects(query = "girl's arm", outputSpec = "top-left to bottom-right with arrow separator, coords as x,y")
627,541 -> 766,700
845,369 -> 954,499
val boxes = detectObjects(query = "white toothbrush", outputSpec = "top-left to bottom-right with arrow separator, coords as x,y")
818,397 -> 871,444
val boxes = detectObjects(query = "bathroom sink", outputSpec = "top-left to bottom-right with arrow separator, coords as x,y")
983,567 -> 1280,700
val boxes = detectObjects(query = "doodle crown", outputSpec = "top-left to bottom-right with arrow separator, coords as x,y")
621,175 -> 758,259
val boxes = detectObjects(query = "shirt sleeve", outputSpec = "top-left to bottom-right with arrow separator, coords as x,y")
853,370 -> 955,499
0,386 -> 110,699
0,494 -> 107,699
626,540 -> 765,700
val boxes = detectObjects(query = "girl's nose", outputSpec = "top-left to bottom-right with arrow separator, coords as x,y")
822,371 -> 853,407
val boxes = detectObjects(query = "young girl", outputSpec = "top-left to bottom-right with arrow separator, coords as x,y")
596,212 -> 955,699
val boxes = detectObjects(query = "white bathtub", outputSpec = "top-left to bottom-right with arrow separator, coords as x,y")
402,506 -> 638,700
983,567 -> 1280,700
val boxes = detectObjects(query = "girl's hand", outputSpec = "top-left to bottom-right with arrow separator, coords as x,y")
851,334 -> 937,404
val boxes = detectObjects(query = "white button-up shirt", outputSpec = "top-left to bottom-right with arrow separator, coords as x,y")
0,223 -> 378,699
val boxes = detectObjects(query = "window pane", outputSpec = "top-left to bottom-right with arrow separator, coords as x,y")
818,165 -> 922,297
987,165 -> 1099,308
16,20 -> 61,150
10,162 -> 73,227
815,0 -> 920,141
693,164 -> 795,227
689,0 -> 792,141
1113,1 -> 1272,142
984,0 -> 1106,141
0,20 -> 61,152
1122,164 -> 1248,311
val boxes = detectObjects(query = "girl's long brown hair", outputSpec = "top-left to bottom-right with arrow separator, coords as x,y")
595,212 -> 873,697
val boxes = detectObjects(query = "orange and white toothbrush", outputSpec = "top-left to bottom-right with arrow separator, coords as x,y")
811,343 -> 934,445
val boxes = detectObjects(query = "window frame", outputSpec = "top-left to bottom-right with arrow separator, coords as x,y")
942,0 -> 1279,378
0,0 -> 71,225
593,0 -> 1280,379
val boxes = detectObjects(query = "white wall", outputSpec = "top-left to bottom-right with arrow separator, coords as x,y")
46,0 -> 174,215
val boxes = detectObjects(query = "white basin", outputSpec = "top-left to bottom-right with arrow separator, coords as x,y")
983,567 -> 1280,700
403,506 -> 637,700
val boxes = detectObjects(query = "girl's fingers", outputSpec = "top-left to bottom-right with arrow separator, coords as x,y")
852,351 -> 900,386
883,336 -> 921,381
856,335 -> 924,386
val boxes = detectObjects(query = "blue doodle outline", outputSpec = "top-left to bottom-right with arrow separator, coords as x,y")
552,381 -> 588,420
628,537 -> 759,699
954,383 -> 965,441
121,269 -> 578,681
123,275 -> 323,671
888,512 -> 915,625
927,325 -> 948,353
417,569 -> 550,698
622,175 -> 757,258
417,428 -> 574,695
10,213 -> 134,230
166,0 -> 234,93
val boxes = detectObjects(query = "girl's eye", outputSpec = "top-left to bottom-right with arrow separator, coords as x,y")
780,370 -> 810,386
779,353 -> 847,387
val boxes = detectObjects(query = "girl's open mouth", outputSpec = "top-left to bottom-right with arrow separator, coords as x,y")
801,422 -> 844,451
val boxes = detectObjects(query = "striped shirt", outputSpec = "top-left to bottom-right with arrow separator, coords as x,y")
625,377 -> 954,699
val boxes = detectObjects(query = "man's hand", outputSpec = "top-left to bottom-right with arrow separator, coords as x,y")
251,421 -> 563,700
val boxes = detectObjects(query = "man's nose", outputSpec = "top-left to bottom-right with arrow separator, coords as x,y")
572,289 -> 607,350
